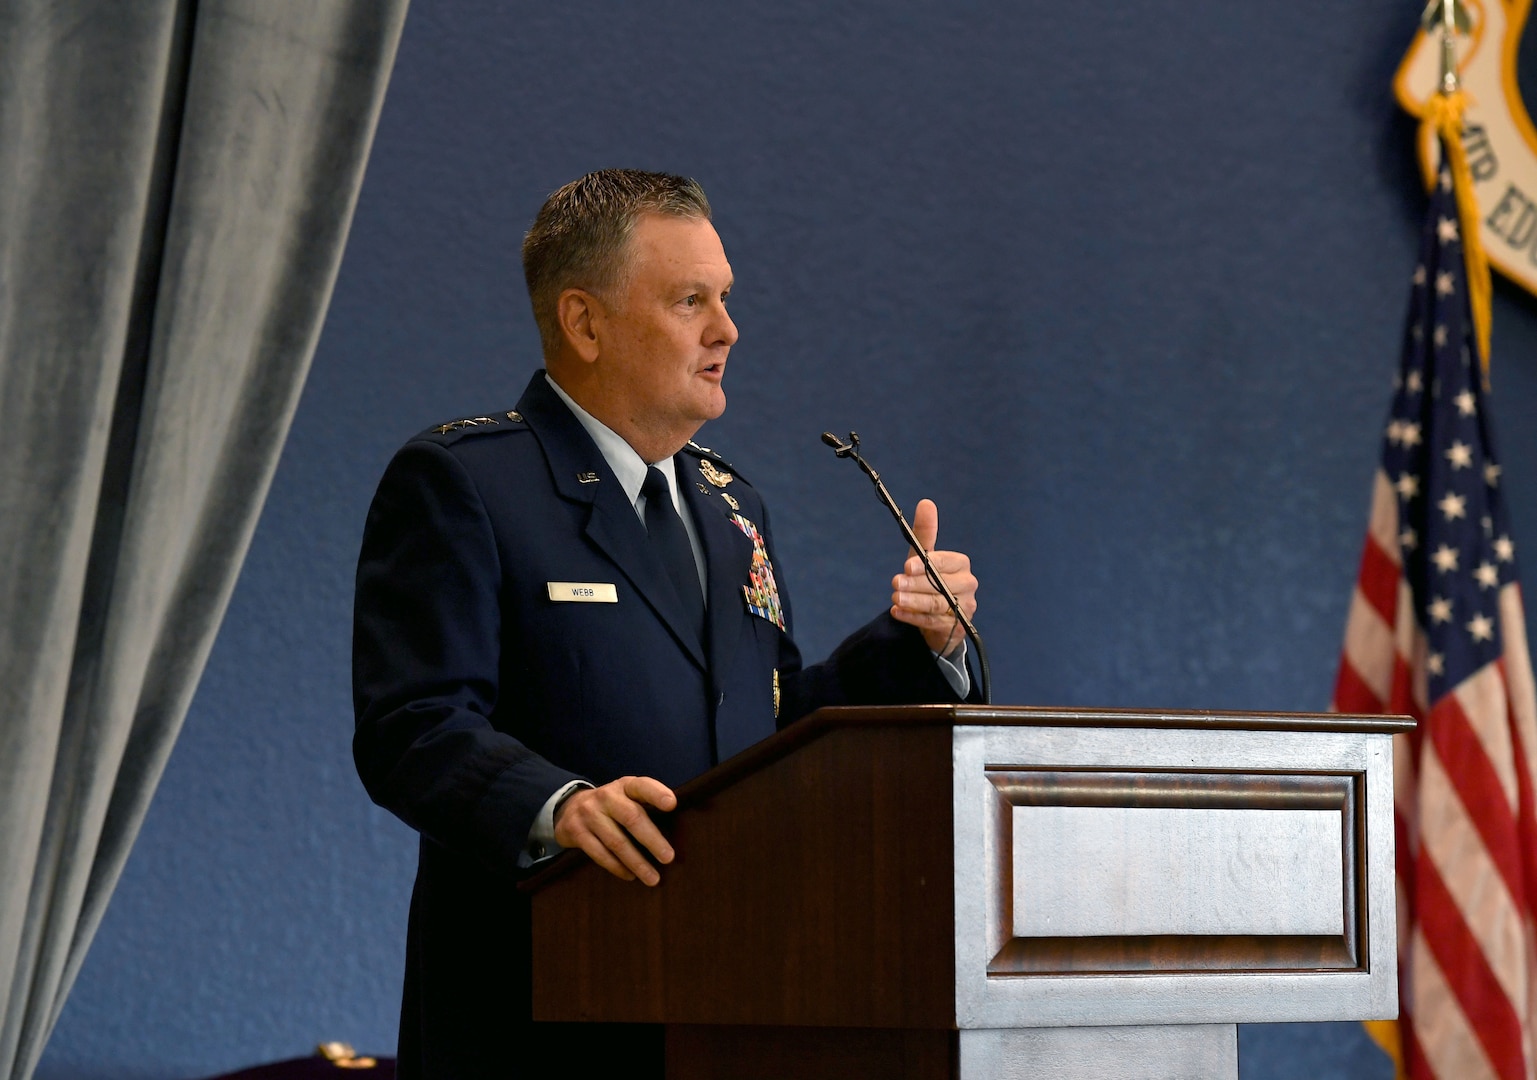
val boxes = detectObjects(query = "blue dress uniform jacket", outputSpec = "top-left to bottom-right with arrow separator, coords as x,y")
353,372 -> 969,1079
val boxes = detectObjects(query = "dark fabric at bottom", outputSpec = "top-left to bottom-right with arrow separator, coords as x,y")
395,839 -> 665,1080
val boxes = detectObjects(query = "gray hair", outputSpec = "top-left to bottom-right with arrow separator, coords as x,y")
522,169 -> 712,356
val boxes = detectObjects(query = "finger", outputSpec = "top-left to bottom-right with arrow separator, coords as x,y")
608,790 -> 675,865
891,605 -> 965,631
590,815 -> 662,885
891,589 -> 976,626
908,499 -> 938,559
623,813 -> 676,865
622,776 -> 678,812
893,575 -> 977,612
891,589 -> 952,617
895,565 -> 975,597
905,549 -> 969,577
574,831 -> 636,882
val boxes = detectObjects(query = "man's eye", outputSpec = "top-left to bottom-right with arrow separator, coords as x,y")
682,294 -> 698,307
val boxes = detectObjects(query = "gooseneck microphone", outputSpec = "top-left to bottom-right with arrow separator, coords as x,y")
821,431 -> 992,705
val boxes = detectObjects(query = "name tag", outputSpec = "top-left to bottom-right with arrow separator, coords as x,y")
547,582 -> 617,603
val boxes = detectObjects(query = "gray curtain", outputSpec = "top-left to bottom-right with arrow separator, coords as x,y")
0,3 -> 408,1077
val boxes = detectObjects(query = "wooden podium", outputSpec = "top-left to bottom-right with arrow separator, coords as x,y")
523,705 -> 1408,1079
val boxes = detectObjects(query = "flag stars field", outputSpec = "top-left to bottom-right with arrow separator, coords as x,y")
1438,491 -> 1466,521
1430,596 -> 1454,623
1467,613 -> 1495,642
1432,544 -> 1460,573
1445,441 -> 1473,469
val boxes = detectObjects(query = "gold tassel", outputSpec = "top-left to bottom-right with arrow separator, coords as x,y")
1362,1018 -> 1406,1080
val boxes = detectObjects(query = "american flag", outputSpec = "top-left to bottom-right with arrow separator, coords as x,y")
1333,138 -> 1537,1080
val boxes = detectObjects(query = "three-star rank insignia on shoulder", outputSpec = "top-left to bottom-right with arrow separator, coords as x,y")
699,459 -> 733,488
433,415 -> 500,435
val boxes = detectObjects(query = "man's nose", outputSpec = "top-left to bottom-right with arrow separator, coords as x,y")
711,305 -> 739,347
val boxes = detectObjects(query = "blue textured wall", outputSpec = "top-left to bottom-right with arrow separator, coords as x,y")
37,2 -> 1537,1077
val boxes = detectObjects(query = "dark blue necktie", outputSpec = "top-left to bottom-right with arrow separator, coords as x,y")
642,466 -> 705,642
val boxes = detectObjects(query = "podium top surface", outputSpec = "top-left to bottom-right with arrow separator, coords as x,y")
521,704 -> 1411,892
797,703 -> 1414,734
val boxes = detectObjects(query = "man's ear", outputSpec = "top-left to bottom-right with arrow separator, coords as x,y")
556,288 -> 602,364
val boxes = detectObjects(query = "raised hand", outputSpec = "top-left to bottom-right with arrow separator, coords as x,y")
890,498 -> 978,657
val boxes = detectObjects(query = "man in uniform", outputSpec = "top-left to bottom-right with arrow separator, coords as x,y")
353,169 -> 979,1078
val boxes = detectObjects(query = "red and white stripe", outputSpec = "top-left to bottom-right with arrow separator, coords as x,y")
1334,470 -> 1537,1080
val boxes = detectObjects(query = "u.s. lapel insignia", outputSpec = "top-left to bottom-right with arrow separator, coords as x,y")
721,492 -> 739,510
699,459 -> 733,487
506,411 -> 523,423
576,471 -> 600,484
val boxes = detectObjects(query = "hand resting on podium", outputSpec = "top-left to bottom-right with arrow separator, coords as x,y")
553,775 -> 677,886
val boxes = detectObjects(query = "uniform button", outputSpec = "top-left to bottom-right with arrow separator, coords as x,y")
531,844 -> 546,859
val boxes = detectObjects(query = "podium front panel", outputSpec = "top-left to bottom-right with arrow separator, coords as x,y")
952,722 -> 1397,1029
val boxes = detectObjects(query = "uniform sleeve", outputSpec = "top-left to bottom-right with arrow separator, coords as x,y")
352,440 -> 582,876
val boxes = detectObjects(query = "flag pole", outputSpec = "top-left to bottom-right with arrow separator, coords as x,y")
1418,0 -> 1493,370
1437,0 -> 1460,94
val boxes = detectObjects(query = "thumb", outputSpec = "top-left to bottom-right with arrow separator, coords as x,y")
908,499 -> 939,559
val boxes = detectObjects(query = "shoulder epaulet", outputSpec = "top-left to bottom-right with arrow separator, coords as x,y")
682,439 -> 749,488
419,410 -> 528,444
